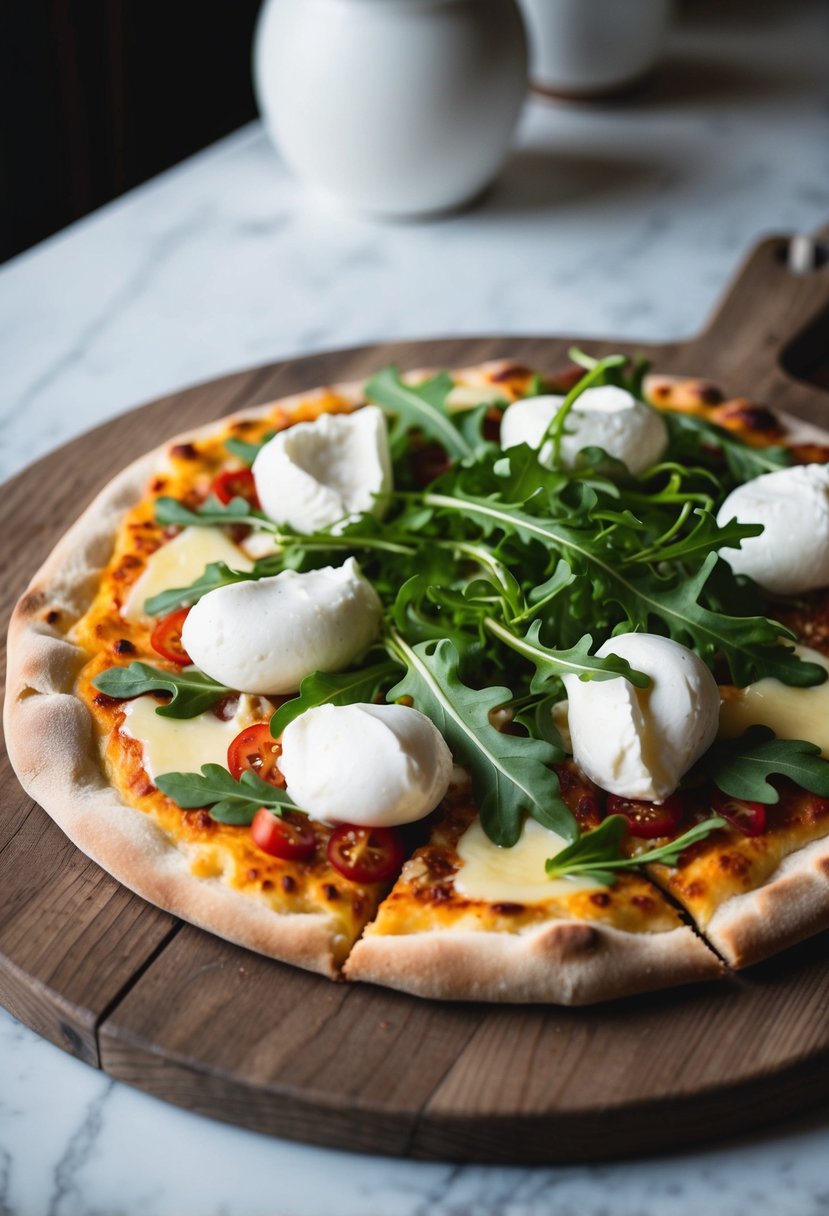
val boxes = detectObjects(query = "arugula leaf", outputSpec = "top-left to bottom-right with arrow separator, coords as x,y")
422,491 -> 823,687
270,658 -> 401,736
155,494 -> 267,530
484,617 -> 650,689
663,411 -> 792,484
155,764 -> 303,824
544,815 -> 727,884
386,631 -> 573,846
92,662 -> 229,718
144,561 -> 257,617
699,726 -> 829,803
365,366 -> 472,461
225,431 -> 275,464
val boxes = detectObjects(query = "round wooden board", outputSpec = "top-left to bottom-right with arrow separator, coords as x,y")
3,233 -> 829,1163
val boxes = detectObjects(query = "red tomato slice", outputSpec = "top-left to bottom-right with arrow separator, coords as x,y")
326,824 -> 405,884
712,789 -> 767,836
606,793 -> 685,839
250,808 -> 316,860
150,608 -> 192,666
227,723 -> 285,786
212,468 -> 260,508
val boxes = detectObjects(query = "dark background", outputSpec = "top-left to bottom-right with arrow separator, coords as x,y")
1,1 -> 262,264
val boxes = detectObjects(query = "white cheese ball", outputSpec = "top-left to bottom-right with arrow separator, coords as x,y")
252,406 -> 392,533
500,386 -> 668,476
279,702 -> 453,827
561,633 -> 720,801
716,464 -> 829,595
181,558 -> 383,695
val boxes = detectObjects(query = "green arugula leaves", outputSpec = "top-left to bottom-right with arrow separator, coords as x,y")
545,815 -> 728,884
270,658 -> 401,736
701,727 -> 829,803
92,662 -> 229,718
116,357 -> 829,871
365,367 -> 474,460
144,561 -> 258,617
155,764 -> 303,823
386,632 -> 573,846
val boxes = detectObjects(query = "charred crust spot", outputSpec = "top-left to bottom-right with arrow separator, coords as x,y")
650,383 -> 671,402
685,880 -> 706,899
247,868 -> 259,882
135,781 -> 156,799
715,402 -> 781,433
195,810 -> 213,831
170,442 -> 198,460
323,883 -> 339,901
151,477 -> 168,493
45,609 -> 61,625
281,874 -> 296,894
490,363 -> 531,383
553,923 -> 599,958
229,418 -> 257,432
590,892 -> 611,908
631,894 -> 655,911
492,902 -> 524,915
261,879 -> 274,891
19,589 -> 46,617
696,383 -> 725,405
114,638 -> 136,655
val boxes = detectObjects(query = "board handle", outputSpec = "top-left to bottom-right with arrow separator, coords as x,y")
681,222 -> 829,419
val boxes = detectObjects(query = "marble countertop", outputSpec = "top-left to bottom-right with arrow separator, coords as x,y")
1,1 -> 828,1212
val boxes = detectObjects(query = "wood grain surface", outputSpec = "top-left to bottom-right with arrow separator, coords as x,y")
2,230 -> 829,1160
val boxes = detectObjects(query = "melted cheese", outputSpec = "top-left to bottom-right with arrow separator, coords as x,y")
718,646 -> 829,758
120,695 -> 261,780
122,527 -> 253,621
454,816 -> 600,904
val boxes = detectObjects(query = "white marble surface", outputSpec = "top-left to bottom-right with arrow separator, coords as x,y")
1,1 -> 829,1213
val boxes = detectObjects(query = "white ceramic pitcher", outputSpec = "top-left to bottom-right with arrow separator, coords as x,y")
254,0 -> 528,218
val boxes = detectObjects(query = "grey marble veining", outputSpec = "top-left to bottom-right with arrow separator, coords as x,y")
2,2 -> 829,1213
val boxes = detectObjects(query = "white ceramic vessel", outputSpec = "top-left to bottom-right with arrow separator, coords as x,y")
517,0 -> 673,98
254,0 -> 528,218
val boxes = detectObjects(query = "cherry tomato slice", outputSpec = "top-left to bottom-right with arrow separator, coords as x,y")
227,723 -> 285,787
712,789 -> 767,836
606,793 -> 685,840
250,808 -> 316,860
211,467 -> 260,508
327,824 -> 405,884
150,608 -> 192,665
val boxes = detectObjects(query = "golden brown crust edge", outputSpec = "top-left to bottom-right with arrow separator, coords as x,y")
344,921 -> 724,1005
703,834 -> 829,969
3,385 -> 373,980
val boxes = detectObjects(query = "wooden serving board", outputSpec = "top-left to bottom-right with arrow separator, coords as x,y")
3,230 -> 829,1163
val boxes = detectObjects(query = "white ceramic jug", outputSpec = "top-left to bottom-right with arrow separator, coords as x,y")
254,0 -> 528,218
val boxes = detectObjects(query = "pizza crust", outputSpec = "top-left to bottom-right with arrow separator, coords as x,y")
344,920 -> 723,1005
701,833 -> 829,968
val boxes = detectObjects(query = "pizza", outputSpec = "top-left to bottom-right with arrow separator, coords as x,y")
6,353 -> 829,1005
